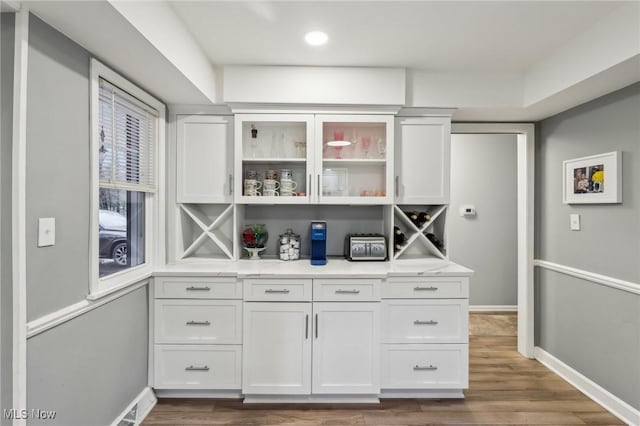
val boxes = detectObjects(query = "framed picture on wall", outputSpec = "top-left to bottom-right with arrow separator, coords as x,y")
563,151 -> 622,204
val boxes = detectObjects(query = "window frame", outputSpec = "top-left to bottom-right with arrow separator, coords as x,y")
89,58 -> 165,299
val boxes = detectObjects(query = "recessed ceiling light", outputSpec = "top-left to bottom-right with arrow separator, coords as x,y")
305,31 -> 328,46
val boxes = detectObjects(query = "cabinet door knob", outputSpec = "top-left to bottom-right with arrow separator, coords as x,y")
335,289 -> 360,294
265,289 -> 290,294
315,313 -> 319,338
395,176 -> 399,197
414,320 -> 438,325
228,174 -> 233,196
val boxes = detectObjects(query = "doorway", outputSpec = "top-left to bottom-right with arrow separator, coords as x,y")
451,124 -> 534,358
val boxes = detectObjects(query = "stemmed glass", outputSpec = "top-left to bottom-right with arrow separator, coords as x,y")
361,136 -> 372,159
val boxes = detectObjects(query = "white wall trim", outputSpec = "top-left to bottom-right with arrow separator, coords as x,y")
109,386 -> 157,426
469,305 -> 517,312
89,58 -> 166,298
534,259 -> 640,295
11,8 -> 29,425
451,123 -> 535,359
534,347 -> 640,426
26,279 -> 149,339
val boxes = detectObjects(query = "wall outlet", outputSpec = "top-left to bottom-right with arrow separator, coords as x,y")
38,217 -> 56,246
570,213 -> 580,231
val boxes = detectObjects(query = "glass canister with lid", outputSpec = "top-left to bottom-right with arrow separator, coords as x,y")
279,228 -> 301,261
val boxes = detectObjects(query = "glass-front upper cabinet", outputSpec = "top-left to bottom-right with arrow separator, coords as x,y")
315,115 -> 394,204
234,114 -> 314,204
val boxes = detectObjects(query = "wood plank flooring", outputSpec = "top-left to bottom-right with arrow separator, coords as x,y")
143,313 -> 624,425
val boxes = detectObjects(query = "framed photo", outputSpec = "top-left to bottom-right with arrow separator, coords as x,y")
563,151 -> 622,204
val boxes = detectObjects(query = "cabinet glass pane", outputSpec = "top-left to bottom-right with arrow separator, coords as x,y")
321,122 -> 387,198
241,121 -> 308,199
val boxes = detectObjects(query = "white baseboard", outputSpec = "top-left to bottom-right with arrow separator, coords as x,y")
110,387 -> 157,426
534,347 -> 640,426
469,305 -> 517,312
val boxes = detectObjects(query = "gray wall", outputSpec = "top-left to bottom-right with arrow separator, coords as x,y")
1,12 -> 15,424
27,287 -> 148,426
26,15 -> 90,321
449,134 -> 518,306
536,82 -> 640,410
24,15 -> 150,424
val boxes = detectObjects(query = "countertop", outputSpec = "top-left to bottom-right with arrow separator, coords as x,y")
153,258 -> 474,278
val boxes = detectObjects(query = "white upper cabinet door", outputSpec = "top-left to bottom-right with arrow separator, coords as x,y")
395,117 -> 451,204
312,302 -> 380,394
177,115 -> 233,203
242,302 -> 312,395
315,115 -> 394,205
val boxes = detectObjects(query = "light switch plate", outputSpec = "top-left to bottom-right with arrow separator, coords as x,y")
570,214 -> 581,231
38,217 -> 55,247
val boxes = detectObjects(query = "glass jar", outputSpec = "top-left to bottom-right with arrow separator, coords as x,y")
279,228 -> 301,261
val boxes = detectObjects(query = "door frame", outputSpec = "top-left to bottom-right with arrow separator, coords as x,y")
451,123 -> 535,358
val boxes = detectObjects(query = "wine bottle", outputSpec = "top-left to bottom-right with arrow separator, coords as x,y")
417,212 -> 431,226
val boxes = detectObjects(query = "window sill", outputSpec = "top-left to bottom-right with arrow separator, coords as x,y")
87,270 -> 152,301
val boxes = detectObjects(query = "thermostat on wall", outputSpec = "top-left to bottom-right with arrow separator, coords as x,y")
459,205 -> 476,217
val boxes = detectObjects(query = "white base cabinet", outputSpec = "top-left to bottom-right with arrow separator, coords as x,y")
152,271 -> 469,400
242,302 -> 312,395
312,302 -> 380,394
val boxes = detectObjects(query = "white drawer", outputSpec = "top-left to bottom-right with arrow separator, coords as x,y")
154,277 -> 241,299
154,344 -> 242,389
382,299 -> 468,344
381,344 -> 468,389
313,279 -> 381,301
383,277 -> 468,299
243,279 -> 312,301
154,299 -> 242,344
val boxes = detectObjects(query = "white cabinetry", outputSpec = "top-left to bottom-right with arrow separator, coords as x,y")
381,276 -> 469,397
152,277 -> 242,393
177,115 -> 233,203
234,114 -> 394,205
312,302 -> 380,394
394,116 -> 450,205
242,302 -> 312,395
242,278 -> 381,398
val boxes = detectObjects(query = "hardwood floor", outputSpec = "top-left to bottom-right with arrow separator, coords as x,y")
143,313 -> 624,425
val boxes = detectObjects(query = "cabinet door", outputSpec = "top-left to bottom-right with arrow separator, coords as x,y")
312,302 -> 380,394
242,302 -> 312,394
234,114 -> 315,204
177,115 -> 233,203
395,117 -> 450,204
315,115 -> 394,204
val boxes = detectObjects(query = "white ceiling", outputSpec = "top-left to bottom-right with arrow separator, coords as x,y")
169,1 -> 620,72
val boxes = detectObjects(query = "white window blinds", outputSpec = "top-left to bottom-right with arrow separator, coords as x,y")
98,78 -> 157,192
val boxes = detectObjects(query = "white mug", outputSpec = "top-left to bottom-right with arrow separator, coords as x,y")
263,179 -> 280,191
280,179 -> 297,191
263,189 -> 279,197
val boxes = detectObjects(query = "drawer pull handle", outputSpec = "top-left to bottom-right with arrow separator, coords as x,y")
186,320 -> 211,326
414,365 -> 438,371
414,286 -> 438,291
414,320 -> 438,325
335,289 -> 360,294
185,365 -> 210,371
265,289 -> 290,294
186,286 -> 211,291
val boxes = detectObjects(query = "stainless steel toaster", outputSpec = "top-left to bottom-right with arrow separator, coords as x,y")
344,234 -> 387,261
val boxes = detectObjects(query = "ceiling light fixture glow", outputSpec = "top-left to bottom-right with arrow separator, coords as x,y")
305,31 -> 328,46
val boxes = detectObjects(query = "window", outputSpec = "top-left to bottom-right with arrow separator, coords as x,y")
90,59 -> 165,297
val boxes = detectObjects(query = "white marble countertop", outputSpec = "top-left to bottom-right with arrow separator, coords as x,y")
153,258 -> 473,278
